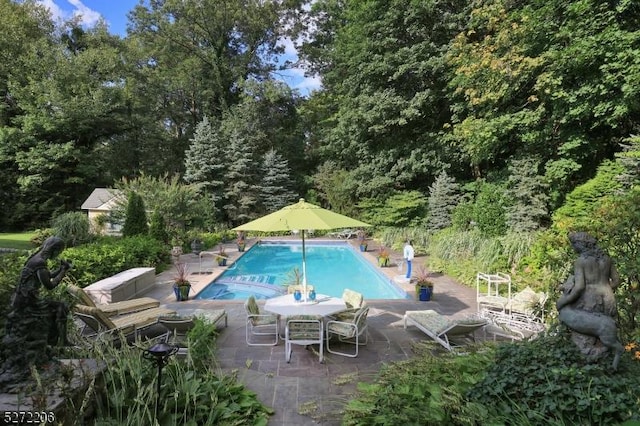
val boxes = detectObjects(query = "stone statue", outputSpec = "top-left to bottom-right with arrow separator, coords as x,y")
556,232 -> 624,370
0,236 -> 72,390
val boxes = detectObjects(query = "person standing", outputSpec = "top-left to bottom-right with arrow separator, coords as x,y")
403,240 -> 415,279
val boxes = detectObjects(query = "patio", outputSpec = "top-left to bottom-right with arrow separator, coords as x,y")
139,239 -> 479,425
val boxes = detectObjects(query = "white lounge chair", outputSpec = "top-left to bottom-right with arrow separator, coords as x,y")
404,310 -> 487,351
67,284 -> 160,317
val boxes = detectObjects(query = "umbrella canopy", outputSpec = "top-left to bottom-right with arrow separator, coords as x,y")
233,199 -> 371,296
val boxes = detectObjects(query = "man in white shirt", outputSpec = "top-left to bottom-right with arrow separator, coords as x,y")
403,240 -> 414,279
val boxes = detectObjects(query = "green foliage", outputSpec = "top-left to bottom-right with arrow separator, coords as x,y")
81,319 -> 272,425
359,191 -> 428,228
428,171 -> 460,230
62,236 -> 168,286
590,189 -> 640,340
466,334 -> 640,424
0,252 -> 26,336
51,212 -> 91,247
505,158 -> 550,232
342,342 -> 494,425
451,199 -> 475,231
474,181 -> 508,237
313,162 -> 359,216
552,160 -> 625,234
148,211 -> 169,244
122,193 -> 148,237
115,174 -> 203,237
259,149 -> 299,213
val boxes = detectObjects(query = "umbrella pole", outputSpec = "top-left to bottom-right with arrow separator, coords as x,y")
301,230 -> 308,302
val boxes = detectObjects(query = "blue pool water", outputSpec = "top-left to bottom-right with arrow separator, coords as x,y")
196,241 -> 410,300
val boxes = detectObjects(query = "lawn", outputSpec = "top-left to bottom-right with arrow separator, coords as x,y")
0,232 -> 37,250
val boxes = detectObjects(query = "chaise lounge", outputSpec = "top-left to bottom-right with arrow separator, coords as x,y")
67,284 -> 160,317
404,310 -> 487,351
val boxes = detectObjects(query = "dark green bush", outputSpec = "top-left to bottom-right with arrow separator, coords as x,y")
342,343 -> 494,425
63,236 -> 169,286
466,333 -> 640,424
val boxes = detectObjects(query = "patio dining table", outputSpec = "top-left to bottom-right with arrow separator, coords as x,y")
264,294 -> 347,318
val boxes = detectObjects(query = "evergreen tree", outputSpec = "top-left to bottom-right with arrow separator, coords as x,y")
505,158 -> 549,232
260,149 -> 298,213
428,171 -> 459,230
223,128 -> 260,226
615,136 -> 640,191
148,210 -> 169,244
122,192 -> 148,237
184,116 -> 228,221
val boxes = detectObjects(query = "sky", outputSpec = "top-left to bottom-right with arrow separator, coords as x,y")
37,0 -> 321,96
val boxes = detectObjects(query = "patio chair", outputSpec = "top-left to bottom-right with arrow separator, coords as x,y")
403,310 -> 487,351
73,304 -> 176,340
244,295 -> 279,346
326,306 -> 369,358
67,284 -> 160,317
330,288 -> 365,321
285,316 -> 324,363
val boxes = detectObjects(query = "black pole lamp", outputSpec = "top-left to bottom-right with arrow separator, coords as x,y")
143,342 -> 178,419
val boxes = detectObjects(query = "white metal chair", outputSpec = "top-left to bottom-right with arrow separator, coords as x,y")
244,295 -> 279,346
326,306 -> 369,357
285,316 -> 324,363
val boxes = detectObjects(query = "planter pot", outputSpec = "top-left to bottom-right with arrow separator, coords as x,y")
174,285 -> 191,301
238,243 -> 246,252
217,257 -> 228,266
359,243 -> 368,252
418,286 -> 433,302
378,257 -> 389,267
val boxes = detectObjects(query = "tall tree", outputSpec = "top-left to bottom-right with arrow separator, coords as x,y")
505,158 -> 549,232
122,192 -> 148,237
184,116 -> 228,221
428,171 -> 459,230
260,149 -> 298,213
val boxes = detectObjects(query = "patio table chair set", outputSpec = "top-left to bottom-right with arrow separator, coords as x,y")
244,288 -> 370,362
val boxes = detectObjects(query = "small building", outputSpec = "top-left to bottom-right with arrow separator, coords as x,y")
81,188 -> 124,235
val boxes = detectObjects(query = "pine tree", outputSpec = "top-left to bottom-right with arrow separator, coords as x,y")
260,149 -> 298,213
223,128 -> 260,225
505,158 -> 549,232
122,192 -> 148,237
428,171 -> 459,230
148,210 -> 169,243
184,116 -> 228,221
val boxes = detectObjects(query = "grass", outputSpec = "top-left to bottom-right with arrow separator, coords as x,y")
0,232 -> 37,250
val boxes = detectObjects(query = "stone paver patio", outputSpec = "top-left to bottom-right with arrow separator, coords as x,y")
143,238 -> 479,425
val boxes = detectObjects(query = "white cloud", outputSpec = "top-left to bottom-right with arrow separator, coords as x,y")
37,0 -> 101,27
68,0 -> 102,27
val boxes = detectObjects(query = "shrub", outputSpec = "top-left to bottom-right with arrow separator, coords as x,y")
465,333 -> 640,424
51,212 -> 92,247
148,211 -> 169,244
62,236 -> 168,286
342,342 -> 494,425
122,193 -> 148,237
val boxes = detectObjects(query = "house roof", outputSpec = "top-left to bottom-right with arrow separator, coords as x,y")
81,188 -> 122,211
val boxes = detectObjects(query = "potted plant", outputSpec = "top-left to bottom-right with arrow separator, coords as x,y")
377,246 -> 390,267
414,266 -> 433,301
357,229 -> 368,252
173,262 -> 191,301
216,245 -> 228,266
237,231 -> 246,252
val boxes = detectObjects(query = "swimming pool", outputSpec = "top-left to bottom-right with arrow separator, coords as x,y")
195,241 -> 410,300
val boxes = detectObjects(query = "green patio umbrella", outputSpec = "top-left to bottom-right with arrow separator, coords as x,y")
233,198 -> 370,299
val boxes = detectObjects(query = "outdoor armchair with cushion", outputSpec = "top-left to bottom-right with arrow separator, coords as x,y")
73,304 -> 176,339
67,284 -> 160,317
404,310 -> 487,351
330,288 -> 365,321
285,316 -> 324,363
244,295 -> 279,346
326,306 -> 369,358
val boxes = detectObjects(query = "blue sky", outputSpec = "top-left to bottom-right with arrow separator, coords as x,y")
38,0 -> 320,96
